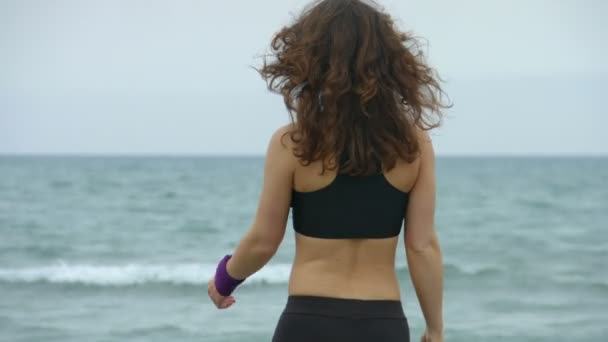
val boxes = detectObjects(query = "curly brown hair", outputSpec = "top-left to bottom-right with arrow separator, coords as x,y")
259,0 -> 449,175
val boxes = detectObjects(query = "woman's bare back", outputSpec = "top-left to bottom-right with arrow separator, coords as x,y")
288,153 -> 420,300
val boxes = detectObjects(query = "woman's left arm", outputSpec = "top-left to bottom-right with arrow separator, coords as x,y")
208,126 -> 295,308
226,126 -> 295,278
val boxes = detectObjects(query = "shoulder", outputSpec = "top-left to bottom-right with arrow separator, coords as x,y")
268,123 -> 297,152
414,126 -> 432,146
406,127 -> 435,185
413,126 -> 435,160
266,124 -> 298,168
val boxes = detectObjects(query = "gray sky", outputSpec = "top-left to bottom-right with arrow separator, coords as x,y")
1,0 -> 607,155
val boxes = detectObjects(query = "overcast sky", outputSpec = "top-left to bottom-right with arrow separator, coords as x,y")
1,0 -> 607,155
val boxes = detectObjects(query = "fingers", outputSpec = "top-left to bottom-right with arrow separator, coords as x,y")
219,296 -> 236,309
208,279 -> 236,309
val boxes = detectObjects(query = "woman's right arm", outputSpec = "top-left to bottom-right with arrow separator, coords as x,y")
404,130 -> 444,340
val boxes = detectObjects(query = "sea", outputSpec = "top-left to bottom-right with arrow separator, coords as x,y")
0,156 -> 606,342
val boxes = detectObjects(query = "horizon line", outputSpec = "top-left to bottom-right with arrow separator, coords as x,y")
0,153 -> 606,159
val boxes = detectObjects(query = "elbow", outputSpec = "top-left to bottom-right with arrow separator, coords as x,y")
251,243 -> 278,260
243,221 -> 284,260
406,236 -> 440,255
247,232 -> 281,260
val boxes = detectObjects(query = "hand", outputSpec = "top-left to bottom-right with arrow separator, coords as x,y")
421,327 -> 444,342
207,278 -> 236,309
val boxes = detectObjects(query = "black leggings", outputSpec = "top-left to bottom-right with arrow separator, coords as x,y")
272,296 -> 410,342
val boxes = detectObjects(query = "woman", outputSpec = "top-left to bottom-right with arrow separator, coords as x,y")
207,0 -> 447,341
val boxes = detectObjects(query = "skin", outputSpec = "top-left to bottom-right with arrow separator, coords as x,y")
208,124 -> 444,341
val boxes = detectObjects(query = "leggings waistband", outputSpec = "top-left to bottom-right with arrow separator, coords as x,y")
283,295 -> 405,319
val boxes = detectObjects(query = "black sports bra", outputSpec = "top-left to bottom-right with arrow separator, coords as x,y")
290,150 -> 409,239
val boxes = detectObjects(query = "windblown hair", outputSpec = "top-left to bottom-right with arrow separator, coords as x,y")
259,0 -> 449,175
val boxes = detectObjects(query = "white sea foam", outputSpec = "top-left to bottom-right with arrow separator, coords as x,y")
0,261 -> 501,286
0,261 -> 293,286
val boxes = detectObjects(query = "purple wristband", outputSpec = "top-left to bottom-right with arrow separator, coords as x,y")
214,254 -> 245,296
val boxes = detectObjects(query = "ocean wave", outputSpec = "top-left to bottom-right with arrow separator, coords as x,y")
0,261 -> 500,287
396,263 -> 501,278
0,262 -> 291,286
110,324 -> 196,337
442,263 -> 502,277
